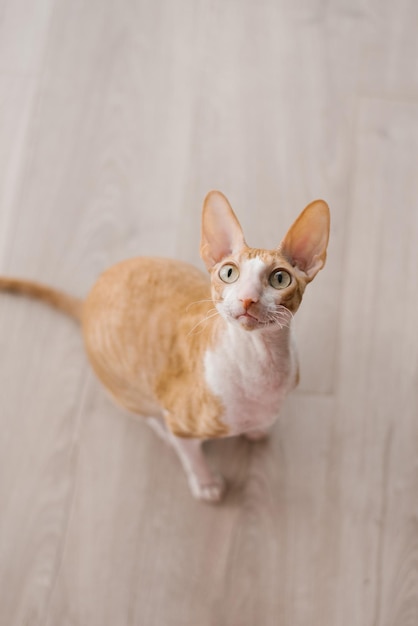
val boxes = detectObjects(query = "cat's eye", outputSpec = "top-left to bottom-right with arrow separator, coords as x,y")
219,264 -> 239,284
269,269 -> 292,290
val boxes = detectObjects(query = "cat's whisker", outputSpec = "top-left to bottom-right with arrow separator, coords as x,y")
187,309 -> 220,336
264,306 -> 293,330
188,311 -> 219,336
273,306 -> 293,319
185,299 -> 214,312
274,311 -> 292,323
265,318 -> 288,330
272,311 -> 292,322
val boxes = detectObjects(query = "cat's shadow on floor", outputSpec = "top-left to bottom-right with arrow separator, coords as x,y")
119,402 -> 284,506
203,429 -> 284,506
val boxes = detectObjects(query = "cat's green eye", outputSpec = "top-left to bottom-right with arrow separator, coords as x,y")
269,269 -> 292,290
219,264 -> 240,284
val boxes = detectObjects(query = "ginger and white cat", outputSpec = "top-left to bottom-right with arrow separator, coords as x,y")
0,191 -> 330,502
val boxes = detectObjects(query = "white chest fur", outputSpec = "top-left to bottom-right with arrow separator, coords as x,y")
204,324 -> 298,436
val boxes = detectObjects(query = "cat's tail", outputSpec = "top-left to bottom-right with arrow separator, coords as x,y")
0,277 -> 83,323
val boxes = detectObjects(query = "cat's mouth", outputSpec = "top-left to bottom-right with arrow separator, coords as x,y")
236,311 -> 271,329
238,312 -> 258,322
220,302 -> 290,330
233,308 -> 292,330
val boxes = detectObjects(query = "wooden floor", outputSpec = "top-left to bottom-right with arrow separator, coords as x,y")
1,1 -> 418,624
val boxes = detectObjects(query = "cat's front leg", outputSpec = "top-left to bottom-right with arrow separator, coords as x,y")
146,414 -> 225,502
168,434 -> 225,503
145,416 -> 171,445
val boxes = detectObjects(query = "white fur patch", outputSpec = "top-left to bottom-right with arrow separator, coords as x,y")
204,323 -> 298,436
218,258 -> 266,322
233,257 -> 266,301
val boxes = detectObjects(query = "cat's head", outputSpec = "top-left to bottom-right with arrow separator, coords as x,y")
200,191 -> 330,332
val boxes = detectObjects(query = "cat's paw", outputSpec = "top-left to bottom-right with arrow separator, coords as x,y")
188,474 -> 226,503
244,428 -> 270,442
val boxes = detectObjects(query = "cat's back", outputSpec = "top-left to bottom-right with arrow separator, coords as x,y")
83,256 -> 211,346
82,257 -> 212,415
84,256 -> 210,316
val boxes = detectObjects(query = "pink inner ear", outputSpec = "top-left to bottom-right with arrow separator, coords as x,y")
200,191 -> 246,269
287,235 -> 313,270
283,233 -> 326,277
280,200 -> 330,280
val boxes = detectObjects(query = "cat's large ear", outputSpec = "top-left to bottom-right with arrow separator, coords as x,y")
200,191 -> 247,269
279,200 -> 330,281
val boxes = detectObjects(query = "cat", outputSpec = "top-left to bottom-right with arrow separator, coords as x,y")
0,191 -> 330,502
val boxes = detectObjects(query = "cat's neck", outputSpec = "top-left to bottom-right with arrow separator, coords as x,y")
203,311 -> 298,430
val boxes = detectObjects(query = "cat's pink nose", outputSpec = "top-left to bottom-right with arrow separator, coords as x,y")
241,297 -> 257,310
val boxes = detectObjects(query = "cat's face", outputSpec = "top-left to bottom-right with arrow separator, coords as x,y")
209,249 -> 306,331
200,191 -> 330,333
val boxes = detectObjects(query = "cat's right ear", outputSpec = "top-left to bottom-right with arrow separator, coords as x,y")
279,199 -> 330,282
200,191 -> 247,270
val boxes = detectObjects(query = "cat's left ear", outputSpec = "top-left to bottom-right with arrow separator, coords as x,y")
200,191 -> 247,269
279,200 -> 330,281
